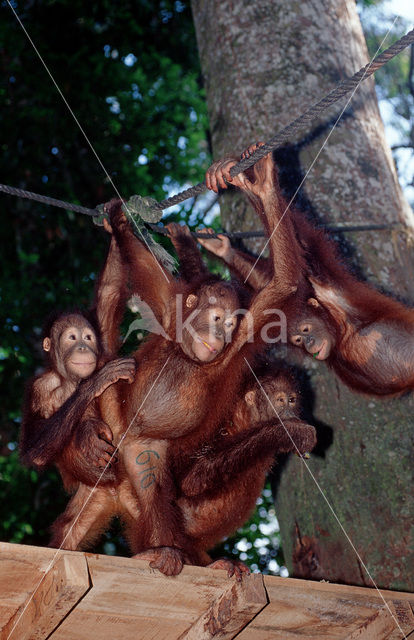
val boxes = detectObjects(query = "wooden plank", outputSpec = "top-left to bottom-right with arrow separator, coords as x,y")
387,599 -> 414,640
82,554 -> 229,619
1,542 -> 66,634
0,542 -> 62,611
1,554 -> 89,640
178,573 -> 268,640
2,544 -> 413,640
235,576 -> 414,640
51,555 -> 241,640
347,606 -> 396,639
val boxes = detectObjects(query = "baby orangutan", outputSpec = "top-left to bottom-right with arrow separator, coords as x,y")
20,227 -> 137,550
204,142 -> 414,396
131,366 -> 316,579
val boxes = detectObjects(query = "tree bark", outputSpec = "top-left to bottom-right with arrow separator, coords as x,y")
191,0 -> 414,590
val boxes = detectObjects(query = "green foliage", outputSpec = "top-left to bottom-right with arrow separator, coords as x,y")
0,451 -> 67,545
210,483 -> 287,575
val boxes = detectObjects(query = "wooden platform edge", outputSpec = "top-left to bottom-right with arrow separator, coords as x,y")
347,605 -> 398,640
178,573 -> 268,640
2,544 -> 413,640
263,575 -> 414,639
1,553 -> 90,640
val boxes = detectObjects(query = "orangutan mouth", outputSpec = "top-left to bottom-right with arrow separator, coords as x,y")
199,338 -> 217,353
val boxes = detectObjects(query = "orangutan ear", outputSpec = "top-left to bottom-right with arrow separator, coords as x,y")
307,297 -> 320,308
244,390 -> 256,406
185,294 -> 198,308
43,337 -> 51,352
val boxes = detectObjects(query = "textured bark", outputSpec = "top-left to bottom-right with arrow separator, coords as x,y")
191,0 -> 414,590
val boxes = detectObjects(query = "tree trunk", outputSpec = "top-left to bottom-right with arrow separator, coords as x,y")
191,0 -> 414,590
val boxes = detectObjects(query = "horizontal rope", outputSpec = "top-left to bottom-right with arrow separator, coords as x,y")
0,183 -> 400,238
0,183 -> 97,216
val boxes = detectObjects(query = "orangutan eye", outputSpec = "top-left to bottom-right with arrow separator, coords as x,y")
69,334 -> 76,340
210,311 -> 224,323
289,396 -> 296,404
302,325 -> 311,334
292,335 -> 302,346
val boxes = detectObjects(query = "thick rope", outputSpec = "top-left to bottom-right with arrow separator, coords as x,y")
0,183 -> 401,238
0,183 -> 97,216
156,28 -> 414,210
1,29 -> 413,237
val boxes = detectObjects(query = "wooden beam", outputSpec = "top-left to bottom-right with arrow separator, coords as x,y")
1,554 -> 90,640
347,605 -> 397,639
178,573 -> 268,640
235,576 -> 414,640
387,599 -> 414,640
2,544 -> 413,639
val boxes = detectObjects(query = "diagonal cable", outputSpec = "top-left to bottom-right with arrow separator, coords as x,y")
6,355 -> 172,640
244,358 -> 407,639
5,0 -> 171,283
156,27 -> 414,210
243,18 -> 400,284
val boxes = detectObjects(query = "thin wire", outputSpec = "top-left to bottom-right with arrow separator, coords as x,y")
147,221 -> 399,238
5,0 -> 171,284
243,18 -> 400,284
244,358 -> 407,639
6,355 -> 172,640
